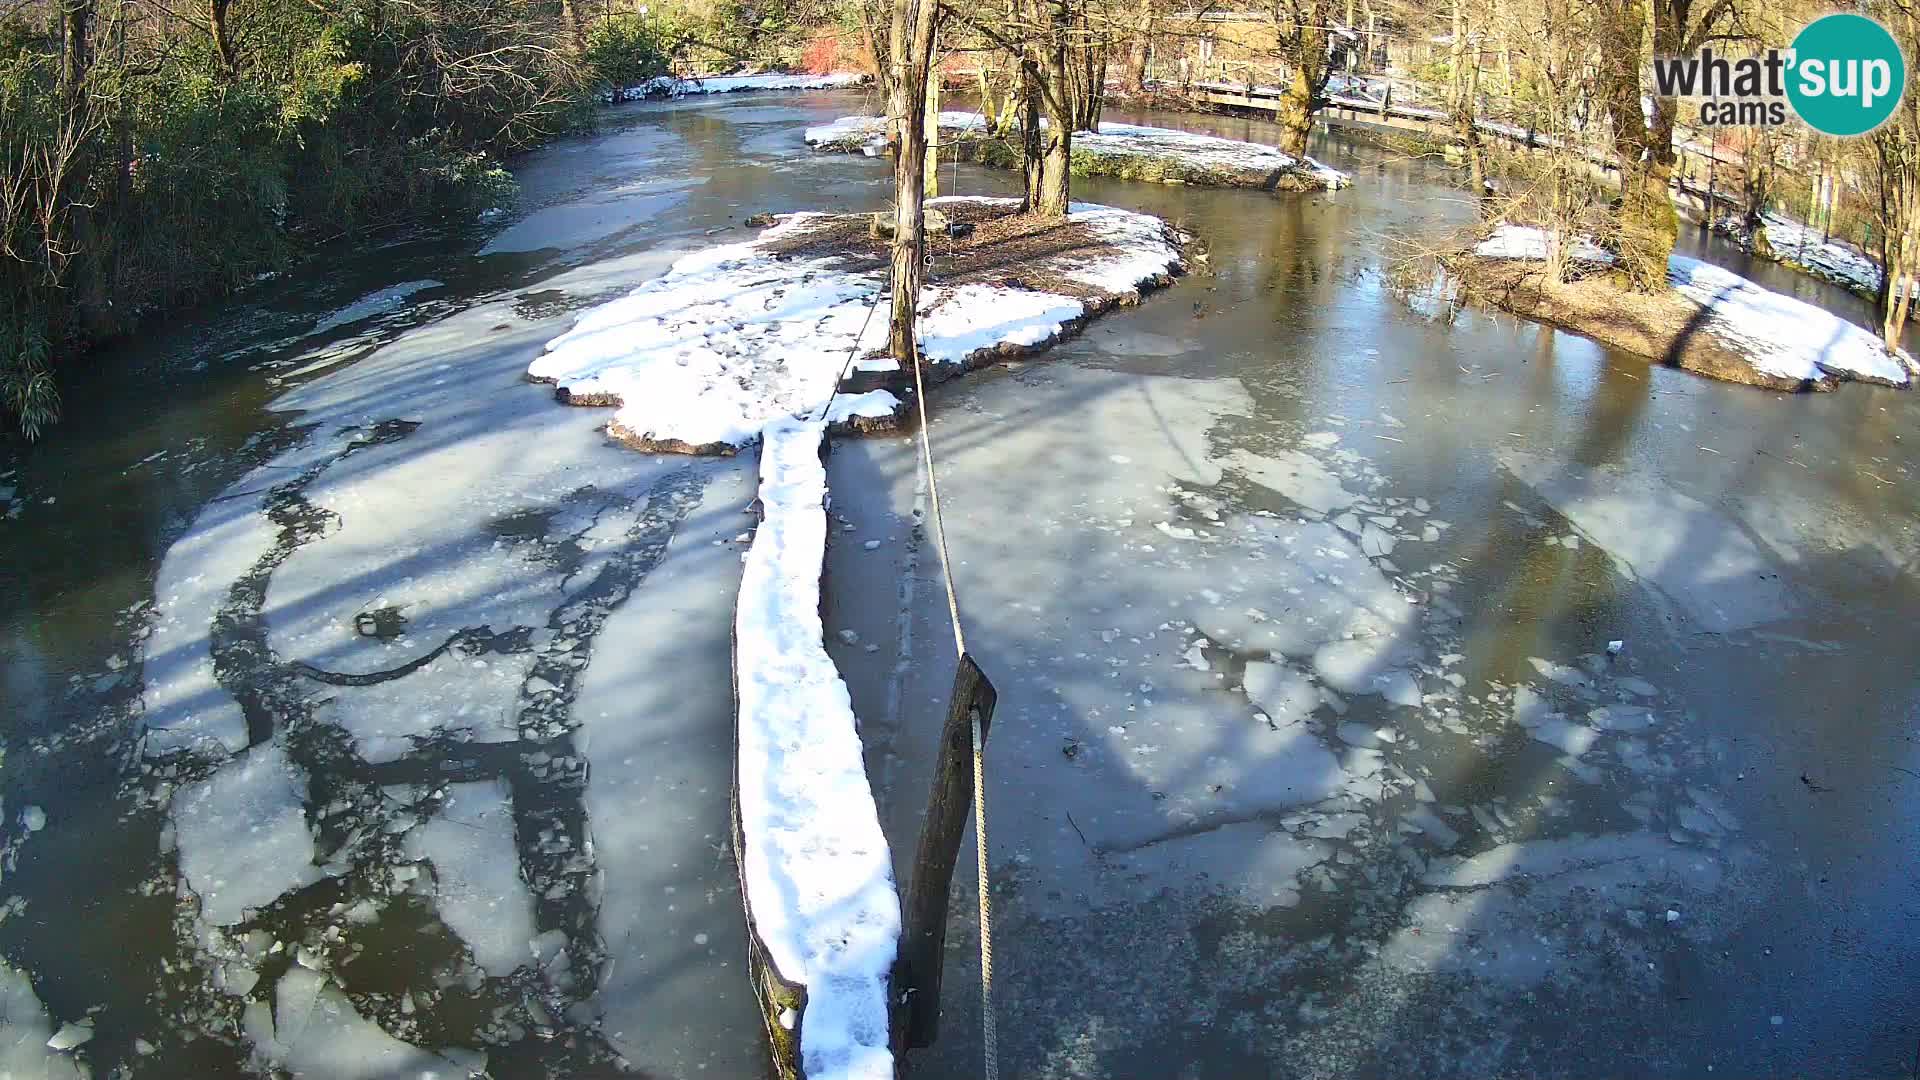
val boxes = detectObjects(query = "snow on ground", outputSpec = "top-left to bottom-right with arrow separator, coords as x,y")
1667,256 -> 1913,386
614,72 -> 865,102
1724,212 -> 1887,296
172,742 -> 322,926
735,417 -> 898,1080
1475,223 -> 1914,387
804,113 -> 1350,188
0,961 -> 84,1079
403,780 -> 536,977
1081,120 -> 1350,188
1474,223 -> 1615,265
529,197 -> 1184,452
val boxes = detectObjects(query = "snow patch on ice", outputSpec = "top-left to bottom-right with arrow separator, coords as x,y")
734,418 -> 898,1080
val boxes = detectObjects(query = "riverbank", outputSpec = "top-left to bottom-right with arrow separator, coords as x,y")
805,113 -> 1349,191
1446,224 -> 1914,391
528,196 -> 1191,453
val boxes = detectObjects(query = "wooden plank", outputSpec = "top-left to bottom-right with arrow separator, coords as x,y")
895,653 -> 998,1049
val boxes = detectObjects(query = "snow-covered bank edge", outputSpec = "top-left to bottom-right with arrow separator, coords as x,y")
804,112 -> 1350,191
608,72 -> 867,103
733,418 -> 899,1080
527,196 -> 1190,454
1713,212 -> 1898,299
1450,224 -> 1915,391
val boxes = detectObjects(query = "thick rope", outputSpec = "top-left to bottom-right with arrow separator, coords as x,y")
906,334 -> 997,1080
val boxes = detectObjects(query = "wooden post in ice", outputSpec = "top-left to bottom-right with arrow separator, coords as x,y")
895,654 -> 996,1049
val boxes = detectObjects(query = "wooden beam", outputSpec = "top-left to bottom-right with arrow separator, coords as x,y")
895,653 -> 997,1050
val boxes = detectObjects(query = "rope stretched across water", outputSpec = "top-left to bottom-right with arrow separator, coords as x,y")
907,335 -> 998,1080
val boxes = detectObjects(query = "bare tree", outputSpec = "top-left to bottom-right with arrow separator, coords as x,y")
1866,1 -> 1918,350
883,0 -> 941,359
1270,0 -> 1333,159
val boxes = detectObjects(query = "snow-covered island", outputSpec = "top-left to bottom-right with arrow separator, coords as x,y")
609,71 -> 867,102
1449,224 -> 1916,392
804,112 -> 1351,192
529,195 -> 1190,454
527,195 -> 1187,1078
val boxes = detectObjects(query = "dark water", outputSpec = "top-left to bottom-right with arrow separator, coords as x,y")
1,93 -> 1915,1078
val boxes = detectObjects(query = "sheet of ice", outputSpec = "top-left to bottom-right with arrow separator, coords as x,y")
1216,448 -> 1357,515
1500,450 -> 1795,632
1667,256 -> 1912,385
311,280 -> 443,335
0,961 -> 83,1080
403,779 -> 535,977
311,652 -> 531,763
531,198 -> 1182,451
173,742 -> 322,926
571,462 -> 768,1076
245,966 -> 472,1078
735,417 -> 898,1080
141,487 -> 280,759
1475,224 -> 1913,386
806,113 -> 1350,187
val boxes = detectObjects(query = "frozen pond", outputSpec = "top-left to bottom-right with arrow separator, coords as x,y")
1,92 -> 1917,1078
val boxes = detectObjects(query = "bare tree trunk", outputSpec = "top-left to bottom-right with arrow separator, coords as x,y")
1125,0 -> 1153,92
1274,0 -> 1331,160
1036,0 -> 1074,219
1020,61 -> 1044,210
209,0 -> 239,77
60,0 -> 94,107
1449,0 -> 1484,191
1595,0 -> 1674,292
887,0 -> 940,361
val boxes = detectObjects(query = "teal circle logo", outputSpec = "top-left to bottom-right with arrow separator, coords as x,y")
1787,13 -> 1906,136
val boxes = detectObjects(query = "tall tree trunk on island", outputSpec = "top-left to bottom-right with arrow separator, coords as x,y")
1274,0 -> 1331,160
887,0 -> 940,362
1594,0 -> 1674,293
1449,0 -> 1484,193
1020,61 -> 1044,211
1034,0 -> 1074,219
